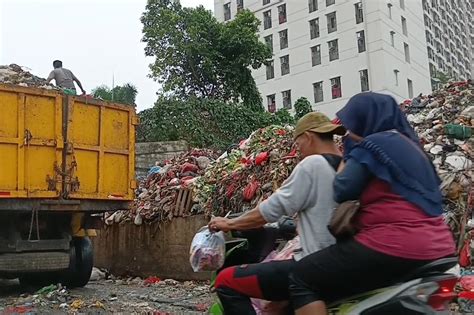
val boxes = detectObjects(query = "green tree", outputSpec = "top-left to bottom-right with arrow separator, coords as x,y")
434,72 -> 453,85
92,83 -> 138,106
141,0 -> 271,110
294,97 -> 313,121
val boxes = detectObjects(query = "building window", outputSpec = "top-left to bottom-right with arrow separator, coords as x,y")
224,3 -> 231,21
394,69 -> 399,86
266,60 -> 274,80
390,31 -> 395,47
309,0 -> 318,12
359,69 -> 369,92
278,4 -> 287,24
263,0 -> 270,5
355,2 -> 364,24
326,0 -> 335,7
401,16 -> 408,36
400,0 -> 405,10
237,0 -> 244,12
267,94 -> 276,113
404,43 -> 410,63
331,77 -> 342,99
263,10 -> 272,29
328,39 -> 339,61
387,3 -> 392,19
282,90 -> 292,109
313,81 -> 324,103
309,18 -> 320,39
311,45 -> 322,66
327,12 -> 337,33
280,55 -> 290,75
279,29 -> 288,49
264,35 -> 273,53
407,79 -> 413,98
357,31 -> 366,53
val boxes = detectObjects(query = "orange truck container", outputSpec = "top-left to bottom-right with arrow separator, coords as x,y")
0,83 -> 137,287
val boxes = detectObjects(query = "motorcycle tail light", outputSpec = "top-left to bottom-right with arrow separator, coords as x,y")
427,278 -> 457,311
399,277 -> 457,311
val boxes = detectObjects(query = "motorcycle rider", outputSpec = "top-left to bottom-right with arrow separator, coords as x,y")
209,112 -> 345,315
289,93 -> 456,315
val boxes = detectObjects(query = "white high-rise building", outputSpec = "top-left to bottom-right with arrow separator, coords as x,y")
214,0 -> 444,117
422,0 -> 473,89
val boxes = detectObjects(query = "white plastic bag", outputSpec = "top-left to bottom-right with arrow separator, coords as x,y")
189,227 -> 225,272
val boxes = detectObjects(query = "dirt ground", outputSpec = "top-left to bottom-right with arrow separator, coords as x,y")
0,276 -> 214,314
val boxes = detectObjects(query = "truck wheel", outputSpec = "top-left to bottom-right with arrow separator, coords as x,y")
64,237 -> 93,288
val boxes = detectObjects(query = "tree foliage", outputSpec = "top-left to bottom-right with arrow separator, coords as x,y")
137,98 -> 294,149
92,83 -> 138,105
141,0 -> 271,110
294,97 -> 313,121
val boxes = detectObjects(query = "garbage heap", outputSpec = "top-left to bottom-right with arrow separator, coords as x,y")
105,149 -> 219,225
0,64 -> 58,89
405,81 -> 473,248
194,125 -> 299,217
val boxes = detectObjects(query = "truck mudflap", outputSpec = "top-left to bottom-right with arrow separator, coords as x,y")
0,252 -> 69,272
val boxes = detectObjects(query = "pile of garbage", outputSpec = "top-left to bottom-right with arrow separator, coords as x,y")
405,81 -> 473,247
0,64 -> 58,89
194,125 -> 299,217
105,149 -> 219,225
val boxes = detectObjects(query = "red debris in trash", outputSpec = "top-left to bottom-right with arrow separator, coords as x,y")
459,291 -> 474,300
243,180 -> 259,201
195,303 -> 209,312
144,276 -> 161,286
460,276 -> 474,291
4,306 -> 34,314
255,152 -> 269,166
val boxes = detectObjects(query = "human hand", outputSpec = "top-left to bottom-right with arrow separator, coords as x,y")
209,217 -> 232,233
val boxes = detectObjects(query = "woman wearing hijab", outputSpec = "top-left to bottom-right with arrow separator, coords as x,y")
289,92 -> 456,315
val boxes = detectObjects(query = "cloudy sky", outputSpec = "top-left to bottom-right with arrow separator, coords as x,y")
0,0 -> 214,111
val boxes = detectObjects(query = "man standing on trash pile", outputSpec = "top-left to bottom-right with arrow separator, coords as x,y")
46,60 -> 86,95
209,112 -> 346,315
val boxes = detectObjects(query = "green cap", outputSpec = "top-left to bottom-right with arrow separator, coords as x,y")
294,112 -> 346,139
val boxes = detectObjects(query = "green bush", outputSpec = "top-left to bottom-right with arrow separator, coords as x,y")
137,98 -> 295,149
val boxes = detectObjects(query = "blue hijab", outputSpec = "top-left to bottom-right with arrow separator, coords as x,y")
336,92 -> 443,217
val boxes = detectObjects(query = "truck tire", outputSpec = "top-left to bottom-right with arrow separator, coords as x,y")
64,237 -> 93,288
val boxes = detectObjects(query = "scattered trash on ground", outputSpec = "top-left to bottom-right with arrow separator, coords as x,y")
0,277 -> 212,314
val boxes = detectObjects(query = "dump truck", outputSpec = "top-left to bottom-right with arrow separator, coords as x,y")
0,83 -> 137,287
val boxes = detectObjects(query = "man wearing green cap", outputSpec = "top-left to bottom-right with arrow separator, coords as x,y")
209,112 -> 345,315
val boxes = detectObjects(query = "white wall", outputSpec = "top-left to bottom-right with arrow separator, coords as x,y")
215,0 -> 433,118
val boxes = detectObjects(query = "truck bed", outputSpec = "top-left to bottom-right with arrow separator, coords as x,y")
0,84 -> 137,207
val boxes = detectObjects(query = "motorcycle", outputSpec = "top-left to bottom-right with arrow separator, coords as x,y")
209,214 -> 458,315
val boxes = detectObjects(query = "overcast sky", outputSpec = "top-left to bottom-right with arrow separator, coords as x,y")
0,0 -> 214,111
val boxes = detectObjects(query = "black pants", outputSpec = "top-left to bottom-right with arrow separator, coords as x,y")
215,259 -> 295,315
289,240 -> 431,310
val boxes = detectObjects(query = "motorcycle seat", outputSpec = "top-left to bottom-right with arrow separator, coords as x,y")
398,256 -> 458,282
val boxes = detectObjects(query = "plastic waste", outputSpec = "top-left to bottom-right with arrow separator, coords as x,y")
189,227 -> 225,272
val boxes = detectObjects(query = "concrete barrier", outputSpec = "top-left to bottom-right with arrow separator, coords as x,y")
135,141 -> 188,178
92,215 -> 210,281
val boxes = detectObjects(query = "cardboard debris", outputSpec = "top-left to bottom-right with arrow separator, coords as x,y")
105,149 -> 219,224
